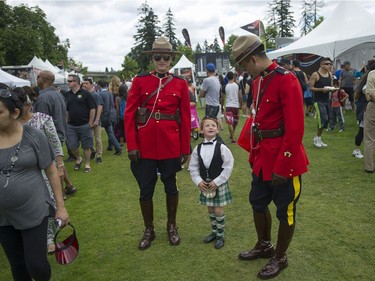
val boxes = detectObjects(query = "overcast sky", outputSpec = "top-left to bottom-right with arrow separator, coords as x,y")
7,0 -> 375,71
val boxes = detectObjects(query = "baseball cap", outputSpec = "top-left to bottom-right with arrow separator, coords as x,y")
206,63 -> 216,72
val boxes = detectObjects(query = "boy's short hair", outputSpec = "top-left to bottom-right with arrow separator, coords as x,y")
200,116 -> 219,130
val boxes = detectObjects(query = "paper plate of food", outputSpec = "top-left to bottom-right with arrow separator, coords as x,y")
324,86 -> 339,91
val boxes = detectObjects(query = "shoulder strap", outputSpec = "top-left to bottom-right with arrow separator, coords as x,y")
255,70 -> 278,116
141,75 -> 173,107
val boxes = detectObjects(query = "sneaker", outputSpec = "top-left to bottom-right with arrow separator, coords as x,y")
352,149 -> 364,159
313,137 -> 322,148
320,138 -> 328,147
339,129 -> 344,133
96,157 -> 103,164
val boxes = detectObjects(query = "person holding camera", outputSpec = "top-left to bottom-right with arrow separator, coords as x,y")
124,37 -> 191,250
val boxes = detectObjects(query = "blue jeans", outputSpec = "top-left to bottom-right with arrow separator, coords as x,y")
104,122 -> 121,152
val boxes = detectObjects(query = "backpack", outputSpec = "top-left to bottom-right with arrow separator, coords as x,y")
119,99 -> 126,119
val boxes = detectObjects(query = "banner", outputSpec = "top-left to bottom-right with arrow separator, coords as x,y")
219,26 -> 225,47
182,28 -> 191,48
241,20 -> 266,50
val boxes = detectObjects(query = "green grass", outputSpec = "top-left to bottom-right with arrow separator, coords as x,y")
1,109 -> 374,281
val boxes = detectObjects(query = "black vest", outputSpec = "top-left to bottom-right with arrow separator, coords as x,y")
197,141 -> 224,181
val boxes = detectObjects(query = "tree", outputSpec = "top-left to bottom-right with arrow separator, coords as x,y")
212,37 -> 221,52
162,8 -> 181,50
129,1 -> 162,72
203,40 -> 209,53
176,44 -> 194,63
299,0 -> 324,35
195,43 -> 203,54
0,3 -> 69,66
223,34 -> 238,67
119,55 -> 139,80
267,0 -> 295,37
265,25 -> 278,50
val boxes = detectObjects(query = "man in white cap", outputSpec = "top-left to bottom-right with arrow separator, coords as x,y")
232,34 -> 309,279
124,37 -> 191,250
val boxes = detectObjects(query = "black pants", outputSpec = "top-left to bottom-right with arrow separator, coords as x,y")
0,217 -> 50,281
131,158 -> 181,201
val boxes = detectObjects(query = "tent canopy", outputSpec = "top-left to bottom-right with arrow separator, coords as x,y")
170,55 -> 195,83
27,56 -> 66,84
267,2 -> 375,69
0,69 -> 31,87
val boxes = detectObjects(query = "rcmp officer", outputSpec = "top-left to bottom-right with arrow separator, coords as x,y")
232,35 -> 309,279
124,37 -> 191,250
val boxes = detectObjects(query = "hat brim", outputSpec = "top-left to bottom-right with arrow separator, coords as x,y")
143,50 -> 181,54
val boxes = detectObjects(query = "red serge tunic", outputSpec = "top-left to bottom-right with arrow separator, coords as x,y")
124,72 -> 191,160
250,62 -> 309,181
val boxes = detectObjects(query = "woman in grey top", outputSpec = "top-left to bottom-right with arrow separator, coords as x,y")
0,88 -> 69,281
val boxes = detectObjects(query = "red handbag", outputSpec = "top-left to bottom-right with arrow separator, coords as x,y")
237,116 -> 253,152
54,223 -> 79,265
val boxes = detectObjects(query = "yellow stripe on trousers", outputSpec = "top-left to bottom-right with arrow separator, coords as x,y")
287,176 -> 301,226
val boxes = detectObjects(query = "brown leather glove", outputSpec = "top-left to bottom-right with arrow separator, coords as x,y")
128,150 -> 140,163
180,154 -> 190,165
271,173 -> 287,187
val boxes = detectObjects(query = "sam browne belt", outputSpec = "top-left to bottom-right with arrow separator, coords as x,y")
252,123 -> 284,143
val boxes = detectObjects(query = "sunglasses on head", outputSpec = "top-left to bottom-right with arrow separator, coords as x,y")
323,62 -> 332,66
153,54 -> 171,62
0,89 -> 12,99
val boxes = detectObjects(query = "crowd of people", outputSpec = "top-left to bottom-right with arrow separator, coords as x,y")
0,34 -> 374,280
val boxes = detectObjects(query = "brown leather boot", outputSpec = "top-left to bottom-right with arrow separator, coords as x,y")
166,193 -> 180,246
138,200 -> 155,250
239,210 -> 274,260
258,223 -> 295,279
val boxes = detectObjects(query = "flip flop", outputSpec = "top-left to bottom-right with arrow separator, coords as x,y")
74,158 -> 83,171
84,167 -> 91,173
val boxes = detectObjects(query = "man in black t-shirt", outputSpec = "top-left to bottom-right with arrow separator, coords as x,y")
66,74 -> 96,173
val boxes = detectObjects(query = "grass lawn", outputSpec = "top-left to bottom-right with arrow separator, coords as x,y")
1,108 -> 374,281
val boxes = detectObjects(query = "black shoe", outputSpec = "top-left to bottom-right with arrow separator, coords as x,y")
65,185 -> 77,195
214,238 -> 224,249
203,233 -> 216,243
90,151 -> 96,160
107,147 -> 113,151
96,157 -> 103,164
114,150 -> 122,156
258,255 -> 288,280
65,156 -> 76,162
365,169 -> 374,174
239,241 -> 275,261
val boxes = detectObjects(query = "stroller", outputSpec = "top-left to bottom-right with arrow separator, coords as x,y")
190,104 -> 200,140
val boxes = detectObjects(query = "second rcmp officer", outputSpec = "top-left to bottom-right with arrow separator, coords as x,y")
124,37 -> 191,250
232,34 -> 309,279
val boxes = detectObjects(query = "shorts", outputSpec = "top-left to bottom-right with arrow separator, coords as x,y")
341,87 -> 354,102
205,105 -> 220,119
242,94 -> 248,103
249,172 -> 302,225
304,97 -> 313,106
314,102 -> 330,129
67,123 -> 93,150
225,107 -> 239,126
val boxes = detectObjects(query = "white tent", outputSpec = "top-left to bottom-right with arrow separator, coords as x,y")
27,56 -> 66,84
0,69 -> 31,87
267,2 -> 375,69
170,55 -> 195,84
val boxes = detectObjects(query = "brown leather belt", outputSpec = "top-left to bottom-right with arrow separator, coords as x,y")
253,127 -> 284,143
150,112 -> 177,121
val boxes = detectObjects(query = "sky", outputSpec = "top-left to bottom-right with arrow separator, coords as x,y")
7,0 -> 375,71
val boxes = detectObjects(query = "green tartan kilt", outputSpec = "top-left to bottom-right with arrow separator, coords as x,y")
199,181 -> 232,207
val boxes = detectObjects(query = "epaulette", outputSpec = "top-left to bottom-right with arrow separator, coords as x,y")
136,72 -> 151,77
275,66 -> 290,75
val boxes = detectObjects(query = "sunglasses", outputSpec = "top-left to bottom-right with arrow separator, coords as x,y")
67,80 -> 75,83
323,63 -> 332,66
153,54 -> 171,62
0,89 -> 12,99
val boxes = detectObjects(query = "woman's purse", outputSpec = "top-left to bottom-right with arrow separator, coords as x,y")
54,223 -> 79,265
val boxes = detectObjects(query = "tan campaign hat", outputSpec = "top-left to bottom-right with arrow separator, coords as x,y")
143,37 -> 181,54
232,34 -> 263,64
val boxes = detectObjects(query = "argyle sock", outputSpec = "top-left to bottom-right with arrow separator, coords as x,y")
209,213 -> 217,235
215,214 -> 225,239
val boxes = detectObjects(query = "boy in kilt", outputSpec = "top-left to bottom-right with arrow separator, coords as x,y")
189,117 -> 234,249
